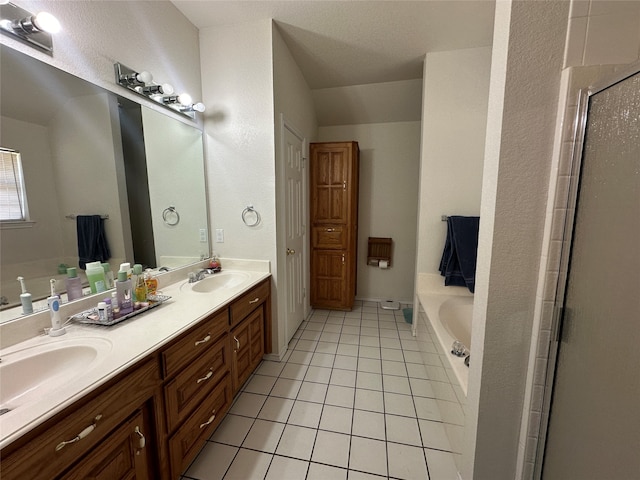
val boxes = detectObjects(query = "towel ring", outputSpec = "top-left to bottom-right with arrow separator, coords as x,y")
241,205 -> 261,227
162,206 -> 180,226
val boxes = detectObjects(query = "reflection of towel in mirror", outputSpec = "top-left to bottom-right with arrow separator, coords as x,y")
77,215 -> 111,270
439,216 -> 480,293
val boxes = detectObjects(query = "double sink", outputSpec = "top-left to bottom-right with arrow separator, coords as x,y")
0,270 -> 253,430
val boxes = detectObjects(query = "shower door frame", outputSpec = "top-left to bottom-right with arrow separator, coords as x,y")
534,60 -> 640,479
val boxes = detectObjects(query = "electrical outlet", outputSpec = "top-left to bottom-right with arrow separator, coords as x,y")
199,229 -> 207,243
215,229 -> 224,243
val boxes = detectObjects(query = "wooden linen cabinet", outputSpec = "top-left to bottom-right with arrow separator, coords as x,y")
309,141 -> 359,310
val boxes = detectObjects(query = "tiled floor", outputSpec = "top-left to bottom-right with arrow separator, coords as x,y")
181,301 -> 460,480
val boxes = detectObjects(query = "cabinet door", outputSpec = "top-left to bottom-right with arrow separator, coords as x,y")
231,319 -> 252,392
61,410 -> 151,480
310,250 -> 348,309
248,307 -> 265,368
310,146 -> 350,224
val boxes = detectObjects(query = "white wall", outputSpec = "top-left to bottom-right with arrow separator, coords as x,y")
417,46 -> 492,276
464,1 -> 570,478
319,122 -> 421,303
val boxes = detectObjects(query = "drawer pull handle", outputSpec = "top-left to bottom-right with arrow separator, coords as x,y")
199,410 -> 216,429
195,334 -> 211,346
248,297 -> 260,304
234,336 -> 240,351
55,414 -> 103,452
196,369 -> 214,384
326,228 -> 335,232
134,426 -> 146,454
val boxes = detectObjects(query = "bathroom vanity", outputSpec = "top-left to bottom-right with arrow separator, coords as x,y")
0,266 -> 271,480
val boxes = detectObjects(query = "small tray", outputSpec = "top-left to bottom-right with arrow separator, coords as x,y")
71,294 -> 171,327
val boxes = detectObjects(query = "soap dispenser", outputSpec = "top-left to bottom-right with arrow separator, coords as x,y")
16,276 -> 33,315
48,279 -> 66,337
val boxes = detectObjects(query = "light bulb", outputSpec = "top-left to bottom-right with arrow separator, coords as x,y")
136,71 -> 153,84
192,102 -> 206,112
33,12 -> 61,34
161,83 -> 174,95
178,93 -> 192,106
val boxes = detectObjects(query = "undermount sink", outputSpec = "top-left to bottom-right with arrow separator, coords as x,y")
0,337 -> 112,413
182,271 -> 251,293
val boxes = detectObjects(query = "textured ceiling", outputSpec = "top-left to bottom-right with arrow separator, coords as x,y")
172,0 -> 495,89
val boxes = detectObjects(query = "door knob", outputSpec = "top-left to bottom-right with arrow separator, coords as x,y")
287,248 -> 296,255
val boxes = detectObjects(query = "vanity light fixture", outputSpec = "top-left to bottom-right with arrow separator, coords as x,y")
114,62 -> 205,119
0,2 -> 61,53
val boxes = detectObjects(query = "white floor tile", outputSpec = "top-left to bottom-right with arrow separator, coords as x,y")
299,330 -> 322,341
359,346 -> 382,359
424,448 -> 459,480
340,334 -> 360,345
387,442 -> 429,480
280,363 -> 309,381
386,414 -> 422,446
337,343 -> 360,357
349,436 -> 388,476
224,448 -> 272,480
330,369 -> 357,387
242,419 -> 285,453
275,424 -> 317,460
311,430 -> 351,468
307,462 -> 348,480
209,414 -> 254,446
354,388 -> 385,413
409,378 -> 436,398
384,392 -> 416,417
382,360 -> 408,377
320,332 -> 341,343
270,378 -> 302,399
229,392 -> 267,418
256,361 -> 285,377
436,399 -> 465,426
243,374 -> 277,395
257,396 -> 295,423
425,365 -> 449,383
295,339 -> 318,352
341,325 -> 360,335
357,358 -> 382,374
352,409 -> 386,440
265,455 -> 309,480
431,381 -> 458,402
381,347 -> 405,362
406,362 -> 429,379
316,340 -> 339,353
413,396 -> 442,422
287,350 -> 314,365
310,352 -> 335,367
383,375 -> 412,395
297,381 -> 328,403
304,365 -> 332,384
323,323 -> 343,333
360,335 -> 380,347
319,404 -> 353,434
356,372 -> 383,391
347,470 -> 385,480
325,385 -> 355,408
379,330 -> 401,340
334,354 -> 358,371
184,442 -> 237,480
287,400 -> 323,428
403,350 -> 424,364
419,419 -> 453,451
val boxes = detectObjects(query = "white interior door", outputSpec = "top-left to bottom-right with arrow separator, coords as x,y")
284,125 -> 305,342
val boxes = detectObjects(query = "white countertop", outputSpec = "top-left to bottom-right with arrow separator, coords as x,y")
0,261 -> 270,449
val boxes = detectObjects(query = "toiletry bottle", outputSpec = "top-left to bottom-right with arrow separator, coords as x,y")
65,267 -> 83,301
103,297 -> 113,322
48,279 -> 66,336
119,262 -> 132,279
86,261 -> 107,294
16,276 -> 33,315
102,262 -> 114,289
116,270 -> 133,315
111,291 -> 120,319
97,301 -> 108,323
144,269 -> 158,295
133,264 -> 147,303
209,255 -> 221,272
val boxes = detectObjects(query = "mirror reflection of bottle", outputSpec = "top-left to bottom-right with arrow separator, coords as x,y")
65,267 -> 83,301
116,270 -> 133,315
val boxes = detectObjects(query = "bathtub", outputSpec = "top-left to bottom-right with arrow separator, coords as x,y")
416,274 -> 473,396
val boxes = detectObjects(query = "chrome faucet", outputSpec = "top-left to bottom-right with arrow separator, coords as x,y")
189,269 -> 215,283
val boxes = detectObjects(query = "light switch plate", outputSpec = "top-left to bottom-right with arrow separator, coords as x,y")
215,229 -> 224,243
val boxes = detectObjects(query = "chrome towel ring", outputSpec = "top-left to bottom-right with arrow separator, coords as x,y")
162,206 -> 180,226
241,205 -> 261,227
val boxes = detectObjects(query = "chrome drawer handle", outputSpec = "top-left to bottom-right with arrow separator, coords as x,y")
248,297 -> 260,304
196,369 -> 214,384
195,334 -> 211,346
55,414 -> 102,451
199,410 -> 216,429
134,426 -> 146,454
326,228 -> 335,232
234,336 -> 240,351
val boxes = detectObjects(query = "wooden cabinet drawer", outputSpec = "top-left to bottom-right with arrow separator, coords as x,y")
164,336 -> 231,432
162,309 -> 228,378
168,374 -> 232,479
0,358 -> 160,480
231,307 -> 265,393
312,225 -> 346,249
230,280 -> 269,328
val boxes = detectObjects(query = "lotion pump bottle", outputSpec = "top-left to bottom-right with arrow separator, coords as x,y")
48,279 -> 66,337
17,276 -> 33,315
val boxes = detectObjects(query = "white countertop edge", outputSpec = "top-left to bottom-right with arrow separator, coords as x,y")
0,265 -> 270,449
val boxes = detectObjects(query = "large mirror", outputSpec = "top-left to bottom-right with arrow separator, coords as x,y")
0,45 -> 209,322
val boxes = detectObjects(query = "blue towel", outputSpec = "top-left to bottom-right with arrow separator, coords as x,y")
77,215 -> 111,270
439,216 -> 480,293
